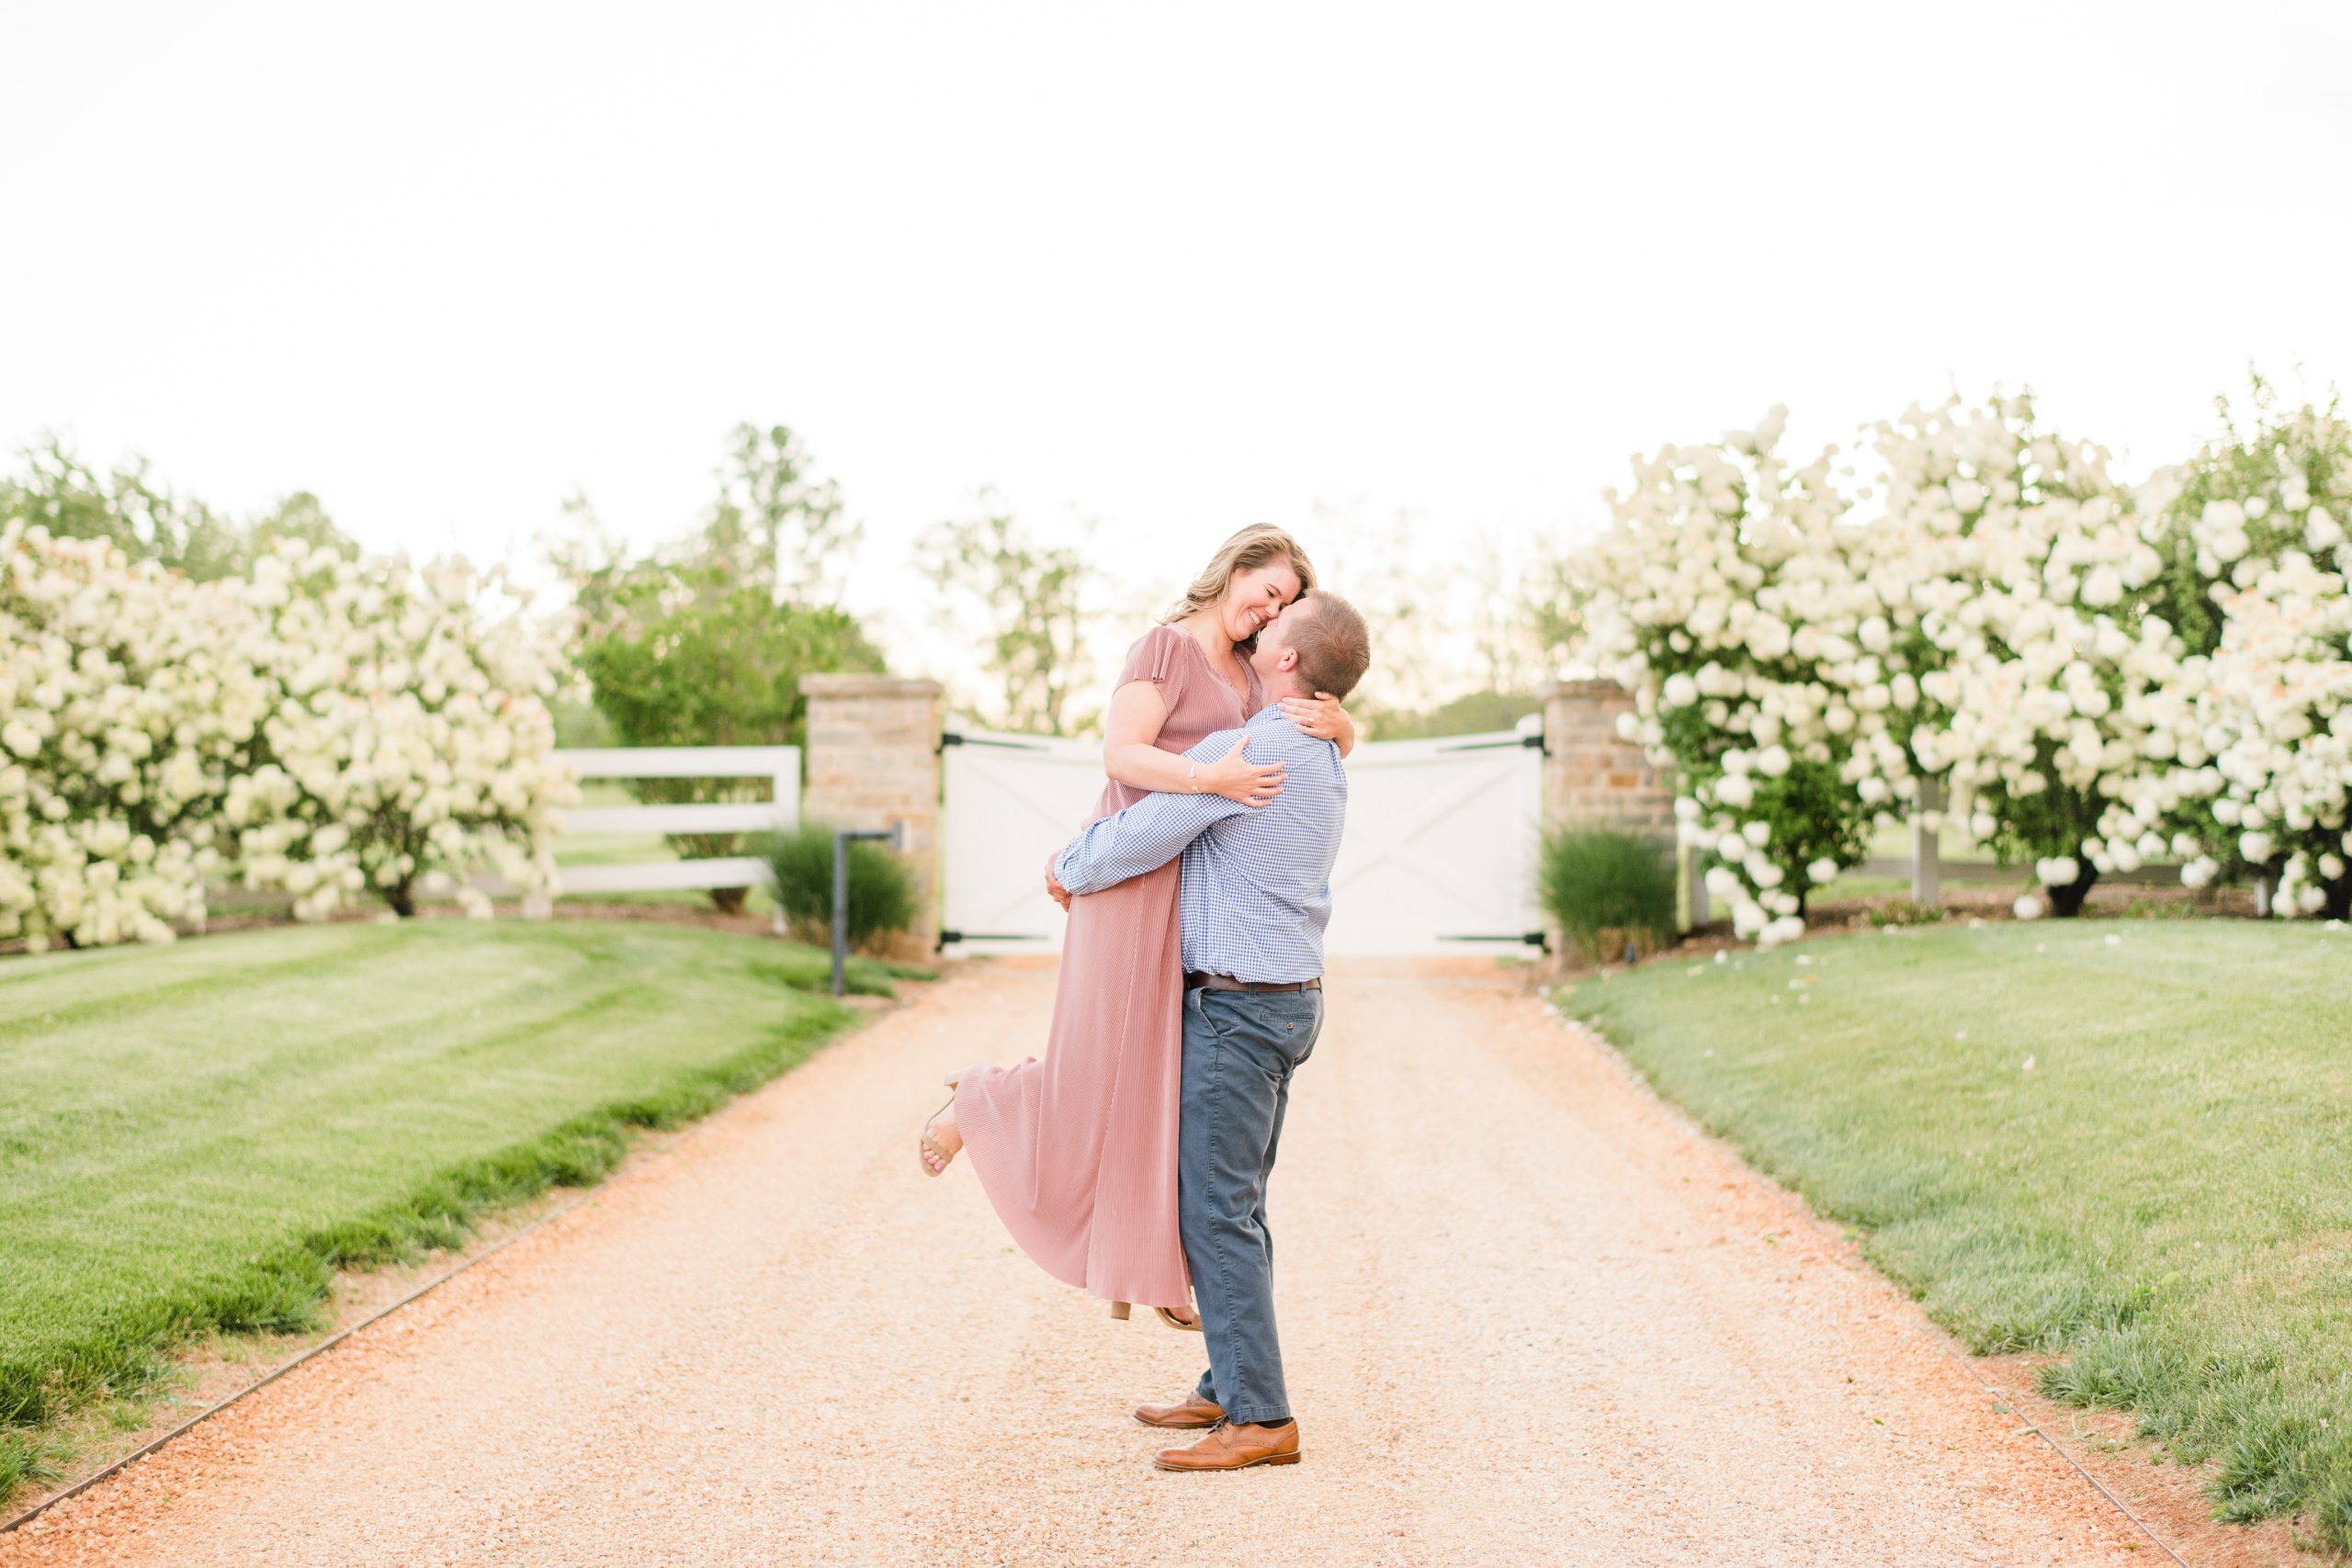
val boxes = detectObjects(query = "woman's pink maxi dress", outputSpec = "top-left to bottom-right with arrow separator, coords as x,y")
954,626 -> 1261,1313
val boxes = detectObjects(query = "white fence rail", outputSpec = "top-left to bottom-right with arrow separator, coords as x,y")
543,746 -> 799,907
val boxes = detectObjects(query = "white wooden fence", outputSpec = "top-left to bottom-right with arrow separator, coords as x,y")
513,747 -> 800,931
216,746 -> 803,923
548,746 -> 799,900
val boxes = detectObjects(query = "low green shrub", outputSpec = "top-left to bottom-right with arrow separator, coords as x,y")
1867,898 -> 1947,928
1539,825 -> 1678,964
759,821 -> 918,950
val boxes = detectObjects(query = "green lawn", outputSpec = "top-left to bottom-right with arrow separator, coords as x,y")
1568,921 -> 2352,1545
0,919 -> 908,1506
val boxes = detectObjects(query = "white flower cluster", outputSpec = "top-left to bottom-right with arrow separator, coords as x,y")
2186,581 -> 2352,913
1894,403 -> 2188,915
1569,389 -> 2352,944
1579,407 -> 1876,944
0,525 -> 573,950
231,542 -> 574,921
2106,401 -> 2352,915
0,527 -> 274,949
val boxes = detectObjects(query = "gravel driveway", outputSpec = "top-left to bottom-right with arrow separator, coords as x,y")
4,958 -> 2168,1566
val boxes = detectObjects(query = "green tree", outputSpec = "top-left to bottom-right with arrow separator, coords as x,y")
1522,547 -> 1585,682
248,491 -> 357,565
555,423 -> 885,911
556,423 -> 865,629
919,491 -> 1094,735
0,438 -> 356,580
1367,690 -> 1544,740
707,423 -> 863,605
575,571 -> 886,912
580,573 -> 884,750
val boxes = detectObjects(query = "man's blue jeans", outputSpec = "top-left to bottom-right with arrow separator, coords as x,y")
1180,983 -> 1324,1427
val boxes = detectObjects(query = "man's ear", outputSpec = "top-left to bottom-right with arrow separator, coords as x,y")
1279,645 -> 1300,671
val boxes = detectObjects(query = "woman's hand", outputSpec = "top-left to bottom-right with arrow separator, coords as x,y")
1196,735 -> 1284,807
1281,693 -> 1354,755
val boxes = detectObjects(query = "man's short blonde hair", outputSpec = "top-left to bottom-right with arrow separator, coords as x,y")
1287,592 -> 1371,702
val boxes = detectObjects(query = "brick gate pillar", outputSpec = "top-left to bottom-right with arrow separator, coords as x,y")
1540,679 -> 1676,833
1539,679 -> 1684,940
799,674 -> 944,958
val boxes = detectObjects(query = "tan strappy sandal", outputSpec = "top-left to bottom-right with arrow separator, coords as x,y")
1109,1302 -> 1204,1332
918,1077 -> 960,1177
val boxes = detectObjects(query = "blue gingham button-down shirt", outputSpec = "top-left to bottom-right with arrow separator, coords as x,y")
1053,705 -> 1346,984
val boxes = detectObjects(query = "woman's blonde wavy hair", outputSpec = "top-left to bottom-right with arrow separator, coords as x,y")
1161,525 -> 1317,643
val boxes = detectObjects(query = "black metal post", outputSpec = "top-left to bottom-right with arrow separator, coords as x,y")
831,822 -> 908,998
831,832 -> 852,998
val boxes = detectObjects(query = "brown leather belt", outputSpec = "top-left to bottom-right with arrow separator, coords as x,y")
1186,972 -> 1321,994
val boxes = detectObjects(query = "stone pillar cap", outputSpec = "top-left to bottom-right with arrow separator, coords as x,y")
800,673 -> 944,697
1537,676 -> 1630,699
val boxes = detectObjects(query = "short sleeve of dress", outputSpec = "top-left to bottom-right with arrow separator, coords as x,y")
1115,625 -> 1192,707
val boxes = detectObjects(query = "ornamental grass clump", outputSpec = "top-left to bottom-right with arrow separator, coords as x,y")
759,821 -> 917,950
1539,825 -> 1678,964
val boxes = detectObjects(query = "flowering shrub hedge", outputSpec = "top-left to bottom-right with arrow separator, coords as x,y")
1573,409 -> 1870,944
0,524 -> 571,950
0,531 -> 271,948
1572,385 -> 2352,942
2125,397 -> 2352,916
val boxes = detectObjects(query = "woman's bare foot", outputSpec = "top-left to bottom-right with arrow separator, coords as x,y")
918,1100 -> 964,1176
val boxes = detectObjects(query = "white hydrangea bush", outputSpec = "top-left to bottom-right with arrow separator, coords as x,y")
0,525 -> 275,950
1577,409 -> 1878,945
1889,397 -> 2187,917
230,542 -> 574,920
0,525 -> 575,950
2119,395 -> 2352,914
1566,386 -> 2352,944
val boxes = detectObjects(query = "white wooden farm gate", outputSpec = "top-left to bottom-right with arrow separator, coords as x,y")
939,722 -> 1547,956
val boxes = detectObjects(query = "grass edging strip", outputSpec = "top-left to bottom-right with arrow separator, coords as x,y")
0,972 -> 849,1543
0,932 -> 890,1519
1550,990 -> 2193,1564
1932,1339 -> 2190,1568
1561,921 -> 2352,1548
0,1154 -> 639,1535
1,1005 -> 844,1460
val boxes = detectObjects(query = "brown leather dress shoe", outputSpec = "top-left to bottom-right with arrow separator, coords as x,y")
1154,1420 -> 1301,1472
1134,1393 -> 1225,1429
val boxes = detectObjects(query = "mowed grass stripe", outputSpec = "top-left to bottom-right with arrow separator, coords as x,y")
0,919 -> 902,1501
1570,921 -> 2352,1547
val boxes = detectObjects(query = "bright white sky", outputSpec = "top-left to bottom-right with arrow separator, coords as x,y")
6,0 -> 2350,699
